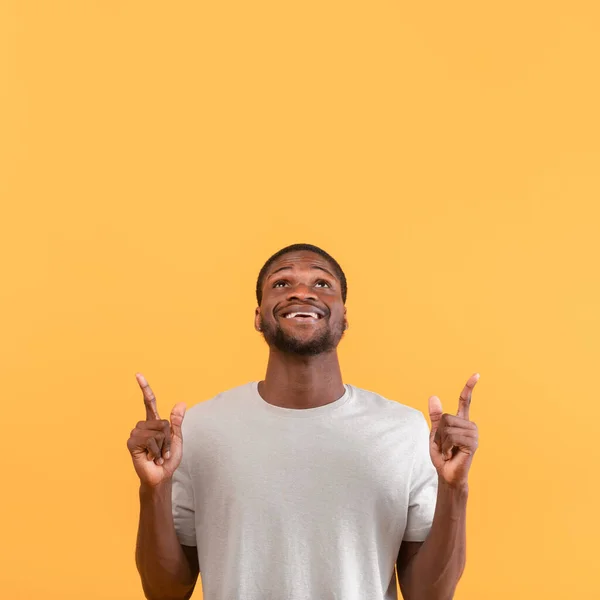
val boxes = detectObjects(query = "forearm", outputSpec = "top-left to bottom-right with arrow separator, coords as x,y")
136,481 -> 197,600
401,480 -> 468,600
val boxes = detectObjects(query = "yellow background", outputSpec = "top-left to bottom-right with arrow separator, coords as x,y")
1,1 -> 598,598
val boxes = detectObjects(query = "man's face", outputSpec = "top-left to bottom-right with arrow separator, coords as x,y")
255,251 -> 347,356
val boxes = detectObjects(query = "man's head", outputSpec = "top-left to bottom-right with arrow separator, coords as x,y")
255,243 -> 348,356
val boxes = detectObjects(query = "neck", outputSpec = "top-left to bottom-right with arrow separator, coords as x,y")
258,349 -> 345,409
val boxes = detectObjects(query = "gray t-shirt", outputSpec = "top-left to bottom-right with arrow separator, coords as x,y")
172,382 -> 437,600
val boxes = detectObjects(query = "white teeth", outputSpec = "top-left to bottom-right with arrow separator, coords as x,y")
285,312 -> 319,319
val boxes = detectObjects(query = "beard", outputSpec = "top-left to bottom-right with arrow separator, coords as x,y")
260,317 -> 345,356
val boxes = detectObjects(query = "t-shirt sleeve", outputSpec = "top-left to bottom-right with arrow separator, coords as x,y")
403,412 -> 438,542
171,449 -> 197,547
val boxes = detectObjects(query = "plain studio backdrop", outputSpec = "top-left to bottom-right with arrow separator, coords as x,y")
1,2 -> 598,599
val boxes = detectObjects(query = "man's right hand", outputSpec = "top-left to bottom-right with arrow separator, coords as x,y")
127,373 -> 187,488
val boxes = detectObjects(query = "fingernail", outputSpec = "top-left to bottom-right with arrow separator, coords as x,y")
157,458 -> 164,466
165,451 -> 171,460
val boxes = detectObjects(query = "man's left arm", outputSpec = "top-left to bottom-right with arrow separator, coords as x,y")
397,374 -> 480,600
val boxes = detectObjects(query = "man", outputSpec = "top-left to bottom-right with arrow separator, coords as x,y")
127,243 -> 480,600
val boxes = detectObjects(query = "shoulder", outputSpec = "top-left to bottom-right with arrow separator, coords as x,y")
182,381 -> 257,425
347,384 -> 429,432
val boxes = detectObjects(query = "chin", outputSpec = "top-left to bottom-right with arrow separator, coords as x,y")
261,321 -> 344,356
276,334 -> 340,357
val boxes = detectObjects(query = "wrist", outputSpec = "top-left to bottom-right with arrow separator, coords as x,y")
438,477 -> 469,497
139,479 -> 172,499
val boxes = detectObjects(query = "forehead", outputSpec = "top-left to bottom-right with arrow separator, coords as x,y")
265,251 -> 338,278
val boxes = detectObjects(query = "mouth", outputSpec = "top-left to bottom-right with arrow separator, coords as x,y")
282,312 -> 321,322
278,306 -> 325,323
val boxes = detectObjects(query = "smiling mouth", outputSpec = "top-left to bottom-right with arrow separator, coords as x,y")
281,311 -> 322,320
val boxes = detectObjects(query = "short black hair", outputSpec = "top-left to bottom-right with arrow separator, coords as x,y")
256,243 -> 347,305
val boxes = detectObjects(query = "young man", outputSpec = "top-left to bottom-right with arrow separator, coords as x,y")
127,243 -> 480,600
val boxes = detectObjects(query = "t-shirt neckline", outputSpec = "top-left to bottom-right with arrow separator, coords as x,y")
250,381 -> 352,418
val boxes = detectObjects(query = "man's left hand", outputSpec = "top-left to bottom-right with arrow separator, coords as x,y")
428,373 -> 480,488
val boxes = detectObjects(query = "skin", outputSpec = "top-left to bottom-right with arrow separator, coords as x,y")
127,375 -> 198,600
398,374 -> 480,600
127,250 -> 480,600
253,250 -> 348,409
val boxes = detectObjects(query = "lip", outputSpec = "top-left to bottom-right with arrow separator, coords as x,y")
277,304 -> 326,319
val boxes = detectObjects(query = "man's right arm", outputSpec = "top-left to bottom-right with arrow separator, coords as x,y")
128,374 -> 199,600
136,481 -> 199,600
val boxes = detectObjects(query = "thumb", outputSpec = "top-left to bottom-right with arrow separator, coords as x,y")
428,395 -> 443,436
170,402 -> 187,441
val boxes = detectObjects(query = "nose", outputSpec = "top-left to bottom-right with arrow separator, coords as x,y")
287,283 -> 317,301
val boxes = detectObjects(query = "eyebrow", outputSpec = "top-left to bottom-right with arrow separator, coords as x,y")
268,265 -> 337,280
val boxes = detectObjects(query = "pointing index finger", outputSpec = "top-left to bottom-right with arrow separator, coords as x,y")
136,373 -> 161,421
457,373 -> 480,420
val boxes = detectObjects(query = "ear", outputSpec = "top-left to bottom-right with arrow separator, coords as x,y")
344,306 -> 348,331
254,307 -> 262,332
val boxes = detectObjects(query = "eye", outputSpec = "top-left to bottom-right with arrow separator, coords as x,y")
273,280 -> 289,288
315,280 -> 331,288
